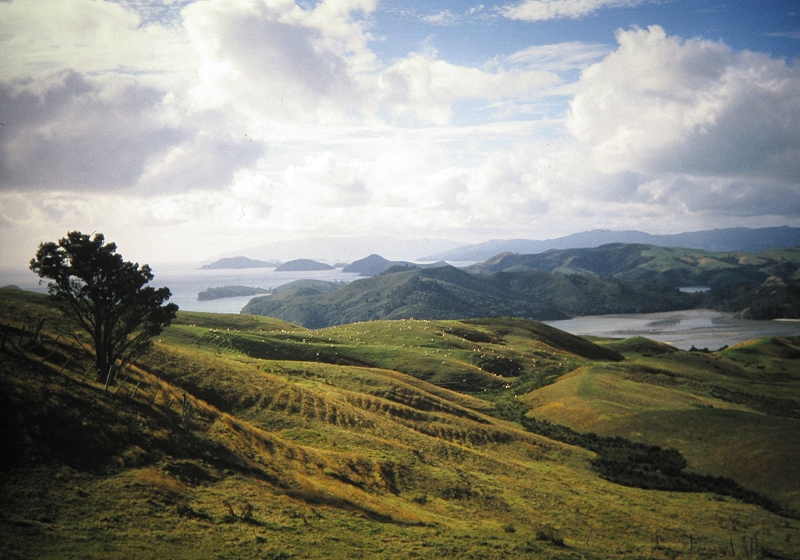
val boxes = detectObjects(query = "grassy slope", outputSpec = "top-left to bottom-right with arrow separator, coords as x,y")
521,337 -> 800,513
1,288 -> 799,559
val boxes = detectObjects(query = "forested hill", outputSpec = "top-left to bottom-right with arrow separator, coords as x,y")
242,244 -> 800,327
466,244 -> 800,287
242,264 -> 695,329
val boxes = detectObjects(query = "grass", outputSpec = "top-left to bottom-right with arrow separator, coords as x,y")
519,337 -> 800,514
2,288 -> 800,559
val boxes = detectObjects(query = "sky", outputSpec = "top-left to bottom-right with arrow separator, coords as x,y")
1,0 -> 799,267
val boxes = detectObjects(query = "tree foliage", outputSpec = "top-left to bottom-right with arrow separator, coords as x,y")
30,231 -> 178,386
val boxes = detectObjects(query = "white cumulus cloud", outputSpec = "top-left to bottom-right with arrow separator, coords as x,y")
568,26 -> 800,181
559,25 -> 800,222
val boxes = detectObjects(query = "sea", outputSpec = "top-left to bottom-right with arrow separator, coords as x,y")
1,262 -> 363,314
2,264 -> 798,349
545,309 -> 800,351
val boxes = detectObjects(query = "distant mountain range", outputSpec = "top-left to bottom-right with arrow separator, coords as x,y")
209,236 -> 463,264
422,226 -> 800,261
201,227 -> 800,271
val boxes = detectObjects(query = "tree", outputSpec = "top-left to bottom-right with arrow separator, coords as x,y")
30,231 -> 178,388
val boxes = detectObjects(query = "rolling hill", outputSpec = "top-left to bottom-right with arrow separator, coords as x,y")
519,336 -> 800,514
241,264 -> 696,328
2,287 -> 798,559
461,244 -> 800,320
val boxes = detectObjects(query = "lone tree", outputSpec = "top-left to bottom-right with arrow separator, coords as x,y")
30,231 -> 178,388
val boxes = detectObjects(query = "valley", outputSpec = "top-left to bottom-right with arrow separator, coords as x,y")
1,288 -> 798,559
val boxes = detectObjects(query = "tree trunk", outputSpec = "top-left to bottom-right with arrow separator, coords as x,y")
95,347 -> 112,385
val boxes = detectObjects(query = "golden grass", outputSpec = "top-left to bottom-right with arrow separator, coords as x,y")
2,289 -> 800,559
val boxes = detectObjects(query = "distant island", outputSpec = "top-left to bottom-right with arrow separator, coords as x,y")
342,254 -> 449,276
197,285 -> 271,301
200,256 -> 280,270
342,254 -> 419,276
275,259 -> 333,271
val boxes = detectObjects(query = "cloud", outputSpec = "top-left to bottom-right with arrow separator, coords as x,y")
504,42 -> 611,73
421,10 -> 459,26
379,52 -> 562,124
557,26 -> 800,221
499,0 -> 646,21
0,0 -> 263,194
284,151 -> 370,207
0,0 -> 193,86
2,2 -> 798,267
0,0 -> 567,199
633,176 -> 800,217
184,0 -> 377,126
0,72 -> 263,194
567,26 -> 800,182
186,0 -> 565,127
137,131 -> 265,195
385,5 -> 493,26
766,31 -> 800,40
0,73 -> 184,192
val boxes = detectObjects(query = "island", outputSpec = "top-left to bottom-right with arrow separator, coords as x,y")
197,285 -> 271,301
200,256 -> 280,270
274,259 -> 334,271
342,254 -> 448,276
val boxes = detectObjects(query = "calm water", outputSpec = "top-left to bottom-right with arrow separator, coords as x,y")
149,264 -> 365,313
545,309 -> 800,350
0,264 -> 363,314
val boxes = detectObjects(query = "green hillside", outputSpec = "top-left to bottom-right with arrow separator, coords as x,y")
2,288 -> 799,559
242,245 -> 800,326
470,244 -> 800,318
243,264 -> 696,328
520,336 -> 800,514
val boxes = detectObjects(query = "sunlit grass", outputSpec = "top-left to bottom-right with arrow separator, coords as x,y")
2,288 -> 799,559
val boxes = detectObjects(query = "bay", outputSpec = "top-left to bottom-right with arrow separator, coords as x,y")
545,309 -> 800,350
0,264 -> 363,315
150,264 -> 363,314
